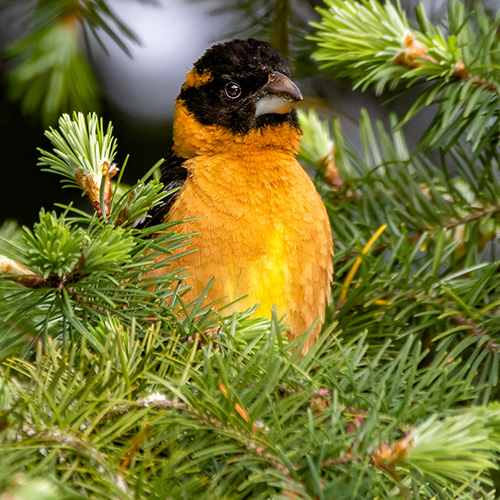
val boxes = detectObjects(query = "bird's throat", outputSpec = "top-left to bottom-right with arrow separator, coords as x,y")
172,101 -> 302,159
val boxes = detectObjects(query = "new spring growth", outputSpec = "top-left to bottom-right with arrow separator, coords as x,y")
393,31 -> 437,68
0,255 -> 46,288
38,112 -> 119,216
75,159 -> 119,216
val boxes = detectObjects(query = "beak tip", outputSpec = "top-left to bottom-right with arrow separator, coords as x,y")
255,72 -> 302,117
264,72 -> 302,101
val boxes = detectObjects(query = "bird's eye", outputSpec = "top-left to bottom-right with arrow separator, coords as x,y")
225,82 -> 241,99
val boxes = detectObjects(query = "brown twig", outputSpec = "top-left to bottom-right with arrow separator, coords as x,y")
0,257 -> 47,289
271,0 -> 290,61
111,395 -> 187,413
119,422 -> 151,472
444,204 -> 500,230
16,426 -> 129,494
452,60 -> 499,94
0,254 -> 89,290
449,313 -> 500,353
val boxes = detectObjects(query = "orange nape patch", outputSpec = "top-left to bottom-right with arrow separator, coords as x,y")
183,69 -> 213,89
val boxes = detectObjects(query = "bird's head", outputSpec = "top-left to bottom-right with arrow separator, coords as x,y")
173,39 -> 303,158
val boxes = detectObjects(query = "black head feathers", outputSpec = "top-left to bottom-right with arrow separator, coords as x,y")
193,39 -> 292,81
178,39 -> 301,134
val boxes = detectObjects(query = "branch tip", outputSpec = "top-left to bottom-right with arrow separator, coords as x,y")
75,161 -> 119,216
373,437 -> 414,474
393,31 -> 437,69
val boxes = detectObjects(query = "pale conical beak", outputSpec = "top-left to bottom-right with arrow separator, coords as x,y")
255,72 -> 303,117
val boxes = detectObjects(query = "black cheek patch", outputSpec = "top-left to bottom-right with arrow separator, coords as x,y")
179,84 -> 254,133
180,84 -> 299,134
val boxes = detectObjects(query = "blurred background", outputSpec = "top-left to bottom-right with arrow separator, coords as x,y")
0,0 -> 495,226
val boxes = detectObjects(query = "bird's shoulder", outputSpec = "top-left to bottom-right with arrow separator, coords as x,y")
140,151 -> 188,228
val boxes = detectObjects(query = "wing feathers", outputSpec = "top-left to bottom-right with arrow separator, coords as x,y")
139,152 -> 188,228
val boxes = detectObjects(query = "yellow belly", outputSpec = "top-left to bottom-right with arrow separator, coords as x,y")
222,221 -> 291,315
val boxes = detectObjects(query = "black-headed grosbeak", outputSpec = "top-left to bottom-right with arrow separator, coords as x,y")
143,39 -> 333,352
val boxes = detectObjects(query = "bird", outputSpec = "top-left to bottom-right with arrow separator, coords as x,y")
142,39 -> 333,352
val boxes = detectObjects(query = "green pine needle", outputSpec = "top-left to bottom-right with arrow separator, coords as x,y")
38,112 -> 118,189
7,22 -> 100,126
297,109 -> 334,169
310,0 -> 460,94
22,210 -> 86,279
406,406 -> 500,487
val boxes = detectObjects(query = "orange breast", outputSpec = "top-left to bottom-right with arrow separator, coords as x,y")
149,104 -> 333,351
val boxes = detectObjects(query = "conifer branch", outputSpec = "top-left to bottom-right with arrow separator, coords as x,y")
5,0 -> 149,124
38,112 -> 118,216
15,425 -> 129,494
332,201 -> 500,271
311,0 -> 500,151
392,31 -> 499,94
443,204 -> 500,230
452,60 -> 499,94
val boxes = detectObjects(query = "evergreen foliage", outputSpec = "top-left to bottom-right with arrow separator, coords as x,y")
3,0 -> 151,124
2,0 -> 500,498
